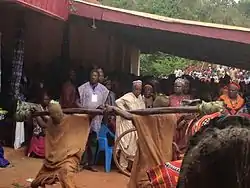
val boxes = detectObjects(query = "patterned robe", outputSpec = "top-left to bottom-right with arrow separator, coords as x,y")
78,82 -> 109,133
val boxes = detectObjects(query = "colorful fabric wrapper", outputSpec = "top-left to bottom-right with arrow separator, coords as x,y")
191,112 -> 221,135
147,160 -> 182,188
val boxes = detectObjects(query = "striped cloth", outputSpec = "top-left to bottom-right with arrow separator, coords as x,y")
191,112 -> 221,135
147,160 -> 182,188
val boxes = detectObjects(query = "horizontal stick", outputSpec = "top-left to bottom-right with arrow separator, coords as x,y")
32,108 -> 103,117
129,106 -> 199,115
32,106 -> 199,117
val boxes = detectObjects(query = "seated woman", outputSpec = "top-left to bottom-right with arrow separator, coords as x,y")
27,90 -> 51,158
219,82 -> 245,115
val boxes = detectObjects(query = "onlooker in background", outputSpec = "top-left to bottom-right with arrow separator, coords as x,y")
78,69 -> 109,171
97,68 -> 105,84
219,82 -> 245,115
59,69 -> 79,108
115,80 -> 145,171
105,79 -> 116,106
143,84 -> 154,108
169,78 -> 191,107
27,90 -> 51,158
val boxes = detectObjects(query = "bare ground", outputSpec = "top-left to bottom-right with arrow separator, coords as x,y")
0,147 -> 128,188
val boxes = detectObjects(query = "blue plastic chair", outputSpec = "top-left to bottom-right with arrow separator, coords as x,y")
95,124 -> 115,172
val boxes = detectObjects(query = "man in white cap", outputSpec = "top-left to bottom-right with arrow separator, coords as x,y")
115,80 -> 145,171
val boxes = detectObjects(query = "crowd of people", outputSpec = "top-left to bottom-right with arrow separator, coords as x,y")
184,64 -> 250,84
1,63 -> 250,187
25,64 -> 249,162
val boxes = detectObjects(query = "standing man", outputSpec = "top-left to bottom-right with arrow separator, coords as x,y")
115,80 -> 145,171
60,69 -> 79,108
78,69 -> 109,171
97,68 -> 105,84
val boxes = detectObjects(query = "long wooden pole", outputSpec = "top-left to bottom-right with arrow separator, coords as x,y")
32,106 -> 199,117
129,106 -> 199,115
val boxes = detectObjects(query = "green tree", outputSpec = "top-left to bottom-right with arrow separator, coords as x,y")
140,53 -> 193,77
101,0 -> 250,76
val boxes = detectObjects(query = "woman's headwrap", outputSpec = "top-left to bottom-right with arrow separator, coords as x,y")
175,78 -> 185,86
144,84 -> 153,89
133,80 -> 142,87
229,82 -> 241,90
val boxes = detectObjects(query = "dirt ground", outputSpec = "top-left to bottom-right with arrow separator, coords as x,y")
0,147 -> 129,188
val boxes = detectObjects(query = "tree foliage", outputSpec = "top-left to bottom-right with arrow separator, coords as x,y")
140,53 -> 196,77
101,0 -> 250,76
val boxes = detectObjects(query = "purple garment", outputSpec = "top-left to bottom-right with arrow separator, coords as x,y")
78,82 -> 109,133
0,146 -> 9,168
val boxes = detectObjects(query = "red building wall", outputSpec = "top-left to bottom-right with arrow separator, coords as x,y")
0,5 -> 64,77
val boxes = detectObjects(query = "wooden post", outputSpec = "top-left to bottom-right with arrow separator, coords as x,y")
130,46 -> 140,76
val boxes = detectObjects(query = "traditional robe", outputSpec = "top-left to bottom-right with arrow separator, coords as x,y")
78,82 -> 109,133
115,92 -> 145,169
219,94 -> 245,114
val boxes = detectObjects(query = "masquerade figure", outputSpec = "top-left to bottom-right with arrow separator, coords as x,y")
178,115 -> 250,188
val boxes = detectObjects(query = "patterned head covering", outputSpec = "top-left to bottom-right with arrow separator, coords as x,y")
133,80 -> 142,86
144,84 -> 153,89
175,78 -> 185,86
229,82 -> 240,90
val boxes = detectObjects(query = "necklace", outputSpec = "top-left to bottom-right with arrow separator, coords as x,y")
229,98 -> 238,109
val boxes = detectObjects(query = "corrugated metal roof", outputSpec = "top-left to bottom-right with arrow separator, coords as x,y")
74,0 -> 250,32
72,0 -> 250,69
